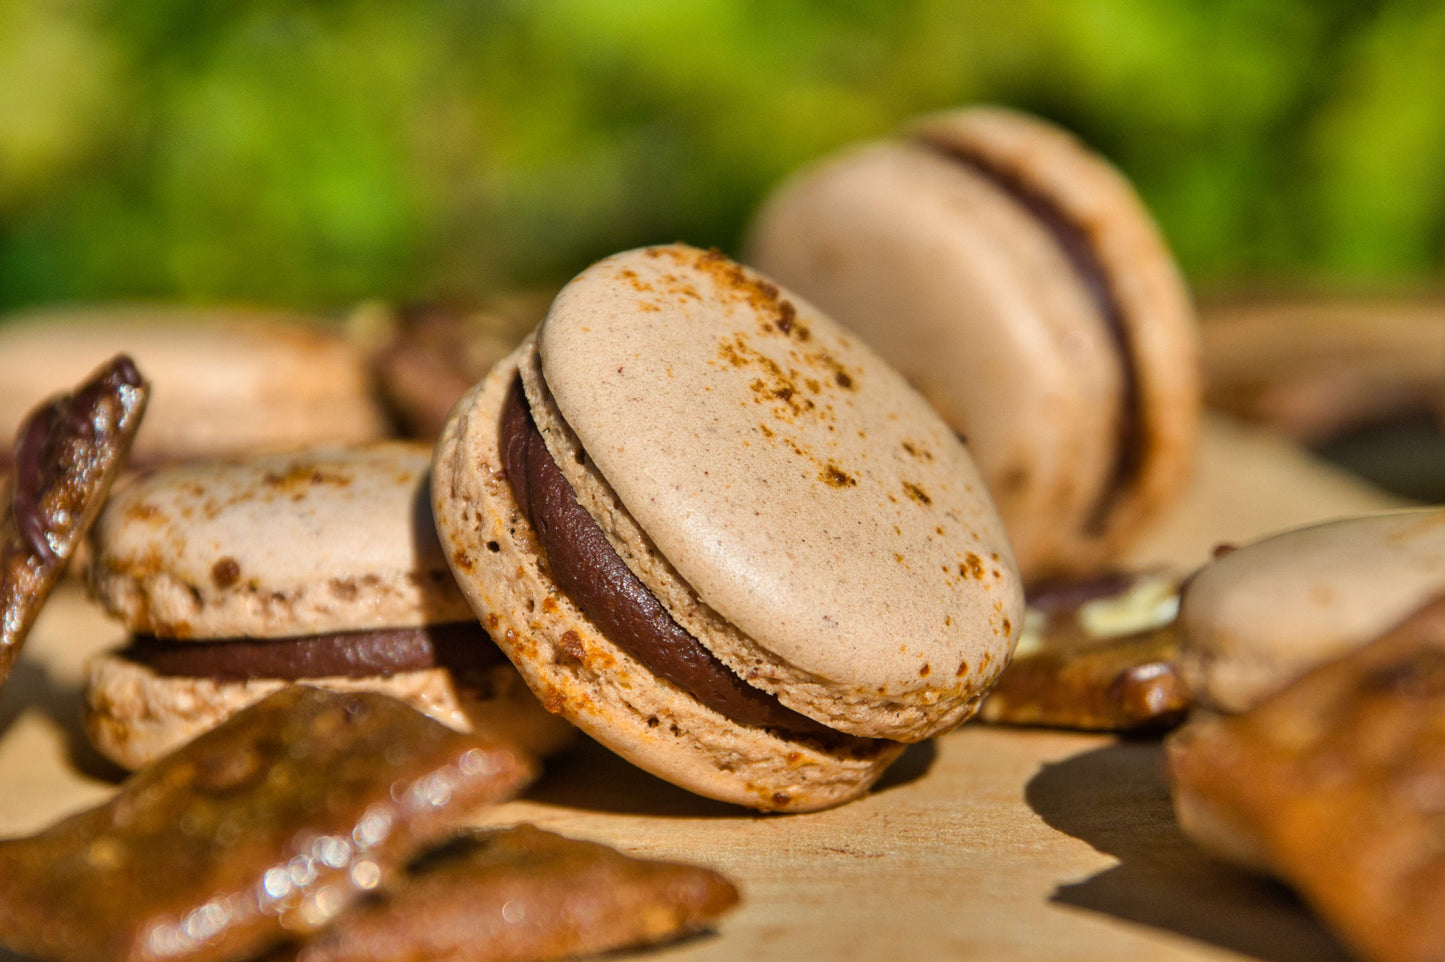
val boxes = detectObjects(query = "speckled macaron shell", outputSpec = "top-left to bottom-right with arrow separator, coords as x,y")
745,106 -> 1199,582
0,305 -> 387,465
1179,507 -> 1445,714
88,441 -> 475,639
82,653 -> 575,771
432,343 -> 906,812
535,245 -> 1022,738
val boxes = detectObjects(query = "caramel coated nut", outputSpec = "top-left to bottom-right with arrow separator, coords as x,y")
1168,597 -> 1445,962
0,686 -> 535,962
0,354 -> 147,687
981,571 -> 1188,732
979,626 -> 1187,732
279,824 -> 739,962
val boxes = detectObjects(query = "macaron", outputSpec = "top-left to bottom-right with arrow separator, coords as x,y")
0,303 -> 389,468
432,244 -> 1023,812
1178,506 -> 1445,714
83,440 -> 573,770
745,106 -> 1200,584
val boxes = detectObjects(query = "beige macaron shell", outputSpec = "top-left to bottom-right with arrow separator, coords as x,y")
0,305 -> 387,464
83,652 -> 575,771
537,246 -> 1022,723
431,349 -> 905,812
744,140 -> 1124,581
912,106 -> 1201,571
1179,507 -> 1445,714
88,441 -> 475,638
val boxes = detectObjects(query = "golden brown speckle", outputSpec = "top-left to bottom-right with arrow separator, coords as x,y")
210,557 -> 240,589
903,482 -> 932,506
821,463 -> 857,488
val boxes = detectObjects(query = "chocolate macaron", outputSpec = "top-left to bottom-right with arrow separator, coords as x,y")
746,106 -> 1200,583
83,441 -> 573,769
432,244 -> 1023,812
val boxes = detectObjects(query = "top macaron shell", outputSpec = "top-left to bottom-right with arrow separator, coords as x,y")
533,245 -> 1023,736
745,106 -> 1200,582
1179,507 -> 1445,714
88,441 -> 475,639
0,305 -> 388,465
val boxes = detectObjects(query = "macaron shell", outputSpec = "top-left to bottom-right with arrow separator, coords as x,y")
744,140 -> 1124,580
911,107 -> 1200,572
431,349 -> 905,812
83,651 -> 575,771
0,305 -> 387,464
536,245 -> 1022,724
1179,507 -> 1445,713
87,442 -> 475,638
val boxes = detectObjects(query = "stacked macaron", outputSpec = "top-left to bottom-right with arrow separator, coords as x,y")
432,244 -> 1024,812
83,440 -> 573,770
747,107 -> 1200,583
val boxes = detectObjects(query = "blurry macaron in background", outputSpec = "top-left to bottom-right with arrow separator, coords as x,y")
4,2 -> 1443,506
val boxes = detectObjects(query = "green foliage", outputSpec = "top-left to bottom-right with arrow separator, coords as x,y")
1,0 -> 1441,311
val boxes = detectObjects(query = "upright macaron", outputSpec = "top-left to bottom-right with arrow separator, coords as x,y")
84,440 -> 573,769
1178,507 -> 1445,714
432,244 -> 1023,812
745,106 -> 1200,583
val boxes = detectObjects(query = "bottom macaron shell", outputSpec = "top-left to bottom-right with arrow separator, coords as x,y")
433,354 -> 905,813
83,651 -> 576,771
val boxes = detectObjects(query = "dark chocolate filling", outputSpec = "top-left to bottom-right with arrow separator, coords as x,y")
919,138 -> 1143,536
123,622 -> 505,683
500,375 -> 831,737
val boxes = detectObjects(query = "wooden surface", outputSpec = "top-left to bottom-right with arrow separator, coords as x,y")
0,414 -> 1412,962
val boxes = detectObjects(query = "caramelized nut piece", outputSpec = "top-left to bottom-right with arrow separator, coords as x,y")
1168,597 -> 1445,962
0,686 -> 535,962
0,354 -> 147,685
981,571 -> 1189,732
282,824 -> 739,962
980,626 -> 1188,732
364,295 -> 551,439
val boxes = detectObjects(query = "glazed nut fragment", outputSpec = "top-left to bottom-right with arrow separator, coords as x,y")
1167,597 -> 1445,962
979,626 -> 1187,732
275,824 -> 740,962
1,353 -> 147,686
0,686 -> 536,962
981,571 -> 1188,732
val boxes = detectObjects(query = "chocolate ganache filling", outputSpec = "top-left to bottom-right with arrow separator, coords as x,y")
920,138 -> 1144,536
124,622 -> 505,683
500,375 -> 831,736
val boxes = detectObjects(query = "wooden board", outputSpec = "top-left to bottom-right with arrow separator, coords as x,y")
0,414 -> 1411,962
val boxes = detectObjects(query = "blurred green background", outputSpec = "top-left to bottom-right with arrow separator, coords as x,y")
3,0 -> 1444,314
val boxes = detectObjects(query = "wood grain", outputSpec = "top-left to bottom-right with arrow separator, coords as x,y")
0,414 -> 1410,961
